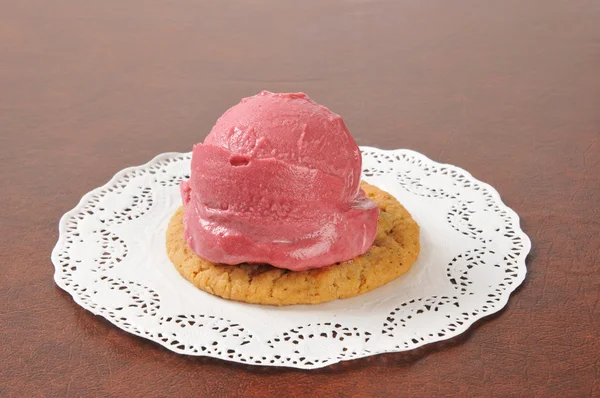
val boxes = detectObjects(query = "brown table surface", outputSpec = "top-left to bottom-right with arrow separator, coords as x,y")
2,0 -> 599,396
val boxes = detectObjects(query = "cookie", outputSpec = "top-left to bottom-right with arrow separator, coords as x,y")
166,182 -> 420,306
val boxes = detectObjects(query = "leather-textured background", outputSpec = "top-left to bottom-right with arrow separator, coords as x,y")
1,0 -> 598,396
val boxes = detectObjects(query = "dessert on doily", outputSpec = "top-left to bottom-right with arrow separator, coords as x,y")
167,91 -> 420,305
52,93 -> 529,366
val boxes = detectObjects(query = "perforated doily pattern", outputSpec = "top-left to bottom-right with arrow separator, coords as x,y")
52,147 -> 529,369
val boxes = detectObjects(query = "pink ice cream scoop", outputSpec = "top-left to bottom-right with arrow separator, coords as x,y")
180,91 -> 379,271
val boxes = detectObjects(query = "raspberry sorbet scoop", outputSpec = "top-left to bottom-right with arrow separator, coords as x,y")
180,91 -> 379,271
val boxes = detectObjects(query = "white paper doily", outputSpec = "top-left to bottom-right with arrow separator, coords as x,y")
52,147 -> 530,369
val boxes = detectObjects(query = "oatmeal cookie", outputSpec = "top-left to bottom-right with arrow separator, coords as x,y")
166,182 -> 420,306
